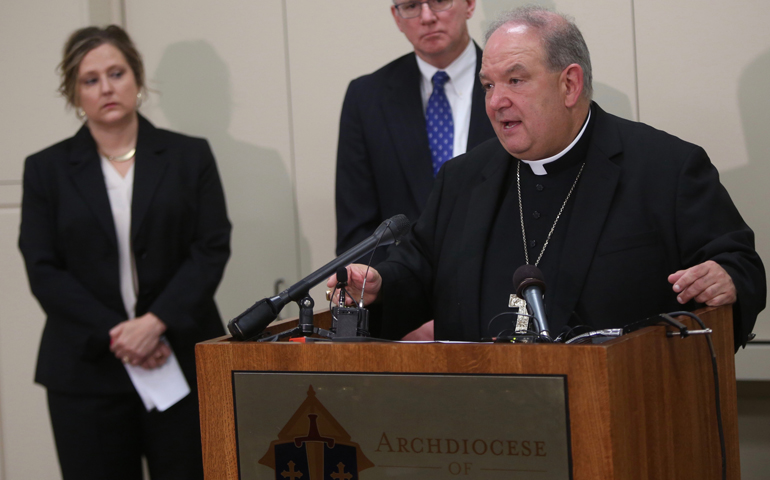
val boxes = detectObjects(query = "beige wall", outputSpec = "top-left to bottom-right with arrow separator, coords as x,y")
124,0 -> 304,321
0,2 -> 92,479
634,0 -> 770,342
0,1 -> 768,479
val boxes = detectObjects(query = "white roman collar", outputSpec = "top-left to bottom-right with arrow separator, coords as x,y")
521,109 -> 592,176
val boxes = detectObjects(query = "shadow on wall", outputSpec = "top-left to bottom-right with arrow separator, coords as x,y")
725,47 -> 770,209
477,0 -> 634,121
592,83 -> 633,121
152,40 -> 305,320
723,48 -> 770,336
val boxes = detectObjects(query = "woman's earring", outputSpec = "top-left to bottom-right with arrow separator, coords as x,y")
76,107 -> 87,121
136,91 -> 143,109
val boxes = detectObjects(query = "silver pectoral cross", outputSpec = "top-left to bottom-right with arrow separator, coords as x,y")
509,294 -> 530,334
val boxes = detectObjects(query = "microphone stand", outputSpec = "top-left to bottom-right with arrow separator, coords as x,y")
228,214 -> 410,341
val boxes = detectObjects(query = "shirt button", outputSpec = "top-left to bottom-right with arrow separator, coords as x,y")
529,239 -> 537,247
536,184 -> 544,191
532,211 -> 541,219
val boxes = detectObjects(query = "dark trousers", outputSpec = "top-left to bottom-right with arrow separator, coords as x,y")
47,389 -> 204,480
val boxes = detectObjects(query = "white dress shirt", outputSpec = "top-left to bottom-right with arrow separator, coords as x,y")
416,39 -> 477,157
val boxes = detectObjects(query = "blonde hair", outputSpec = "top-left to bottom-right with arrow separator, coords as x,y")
58,25 -> 145,108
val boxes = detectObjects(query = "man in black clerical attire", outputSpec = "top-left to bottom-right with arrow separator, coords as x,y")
329,6 -> 765,351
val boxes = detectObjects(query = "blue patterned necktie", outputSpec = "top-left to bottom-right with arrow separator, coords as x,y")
426,71 -> 454,177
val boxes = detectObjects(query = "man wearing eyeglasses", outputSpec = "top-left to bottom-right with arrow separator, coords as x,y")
335,0 -> 495,265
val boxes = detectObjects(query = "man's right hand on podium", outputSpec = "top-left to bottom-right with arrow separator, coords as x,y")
327,264 -> 382,307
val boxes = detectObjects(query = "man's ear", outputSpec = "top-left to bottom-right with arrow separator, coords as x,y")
391,4 -> 405,33
465,0 -> 477,19
561,63 -> 584,108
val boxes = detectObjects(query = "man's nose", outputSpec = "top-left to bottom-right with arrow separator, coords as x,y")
420,3 -> 438,23
487,88 -> 510,110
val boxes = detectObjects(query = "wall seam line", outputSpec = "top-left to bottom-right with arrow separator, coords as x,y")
631,0 -> 641,121
119,0 -> 126,27
282,0 -> 304,283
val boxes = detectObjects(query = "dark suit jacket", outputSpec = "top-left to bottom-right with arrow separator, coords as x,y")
377,104 -> 766,350
19,115 -> 231,394
335,43 -> 496,257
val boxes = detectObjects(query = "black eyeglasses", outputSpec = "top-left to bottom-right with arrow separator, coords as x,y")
394,0 -> 454,19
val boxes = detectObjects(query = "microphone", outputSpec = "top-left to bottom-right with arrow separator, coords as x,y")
228,214 -> 411,340
513,265 -> 552,341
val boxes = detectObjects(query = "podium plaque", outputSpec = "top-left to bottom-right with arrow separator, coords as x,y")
233,372 -> 571,479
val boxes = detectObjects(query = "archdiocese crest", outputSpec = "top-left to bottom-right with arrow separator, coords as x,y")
259,385 -> 374,479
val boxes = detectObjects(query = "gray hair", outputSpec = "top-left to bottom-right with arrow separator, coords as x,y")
484,5 -> 593,99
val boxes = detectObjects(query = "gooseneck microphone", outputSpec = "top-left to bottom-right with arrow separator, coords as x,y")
228,214 -> 411,340
513,265 -> 552,341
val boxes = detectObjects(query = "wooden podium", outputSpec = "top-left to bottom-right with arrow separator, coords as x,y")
196,306 -> 739,479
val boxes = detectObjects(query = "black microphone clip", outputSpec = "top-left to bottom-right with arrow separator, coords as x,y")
336,266 -> 348,308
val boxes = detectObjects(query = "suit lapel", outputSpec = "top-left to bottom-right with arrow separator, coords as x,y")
382,54 -> 434,210
456,146 -> 512,340
467,43 -> 492,149
550,105 -> 623,325
131,116 -> 169,242
68,125 -> 118,247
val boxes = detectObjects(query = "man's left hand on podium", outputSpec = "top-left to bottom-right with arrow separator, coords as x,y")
669,260 -> 737,307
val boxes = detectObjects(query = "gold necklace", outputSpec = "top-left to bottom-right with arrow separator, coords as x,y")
102,148 -> 136,163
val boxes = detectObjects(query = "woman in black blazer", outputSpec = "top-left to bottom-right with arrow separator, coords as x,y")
19,26 -> 231,480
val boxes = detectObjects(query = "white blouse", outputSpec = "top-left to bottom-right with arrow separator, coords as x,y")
100,156 -> 190,412
100,156 -> 137,319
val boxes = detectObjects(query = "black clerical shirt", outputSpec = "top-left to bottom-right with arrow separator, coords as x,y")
479,107 -> 595,339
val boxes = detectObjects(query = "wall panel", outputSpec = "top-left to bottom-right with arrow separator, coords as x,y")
125,0 -> 302,320
635,0 -> 770,341
0,212 -> 59,480
0,1 -> 92,479
0,2 -> 86,184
